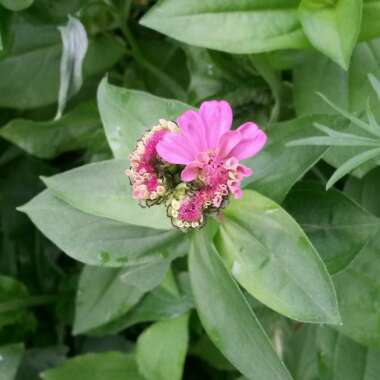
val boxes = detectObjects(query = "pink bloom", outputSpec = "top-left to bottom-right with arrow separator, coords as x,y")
157,100 -> 267,199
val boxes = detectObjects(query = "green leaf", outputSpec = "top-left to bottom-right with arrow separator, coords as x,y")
41,352 -> 145,380
56,16 -> 88,119
217,190 -> 341,324
0,276 -> 30,330
0,0 -> 33,11
41,159 -> 172,230
97,78 -> 191,158
298,0 -> 362,69
19,190 -> 181,267
345,166 -> 380,217
136,313 -> 189,380
140,0 -> 308,54
93,275 -> 193,335
0,102 -> 102,159
360,0 -> 380,40
0,343 -> 24,380
244,115 -> 335,203
73,257 -> 170,334
326,147 -> 380,189
294,39 -> 380,115
369,72 -> 380,99
333,231 -> 380,347
285,182 -> 380,273
0,15 -> 124,109
189,231 -> 293,380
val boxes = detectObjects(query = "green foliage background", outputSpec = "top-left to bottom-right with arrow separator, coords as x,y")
1,1 -> 380,379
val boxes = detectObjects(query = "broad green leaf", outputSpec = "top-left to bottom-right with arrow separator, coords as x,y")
42,159 -> 172,230
41,352 -> 144,380
92,271 -> 193,335
189,231 -> 293,380
333,231 -> 380,347
217,190 -> 341,324
136,313 -> 189,380
345,167 -> 380,216
0,14 -> 124,109
73,257 -> 170,334
0,0 -> 33,11
0,343 -> 24,380
140,0 -> 308,54
298,0 -> 362,69
244,115 -> 336,203
56,16 -> 88,119
294,39 -> 380,115
97,78 -> 191,158
0,102 -> 102,159
19,190 -> 181,267
285,182 -> 380,274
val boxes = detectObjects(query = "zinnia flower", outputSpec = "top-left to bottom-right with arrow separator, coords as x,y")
126,100 -> 267,231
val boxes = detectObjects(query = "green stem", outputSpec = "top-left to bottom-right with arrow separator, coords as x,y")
0,295 -> 57,313
121,22 -> 187,100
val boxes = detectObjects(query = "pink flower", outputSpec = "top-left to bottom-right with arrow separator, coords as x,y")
157,100 -> 267,199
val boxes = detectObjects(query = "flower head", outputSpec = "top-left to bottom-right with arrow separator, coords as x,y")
157,100 -> 267,199
126,119 -> 178,206
127,100 -> 267,231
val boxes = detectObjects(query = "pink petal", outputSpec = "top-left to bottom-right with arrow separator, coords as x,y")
229,122 -> 267,160
199,100 -> 233,148
177,110 -> 208,153
156,134 -> 194,165
217,130 -> 242,159
181,162 -> 202,182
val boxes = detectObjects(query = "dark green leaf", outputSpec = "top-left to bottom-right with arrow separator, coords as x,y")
284,182 -> 380,273
0,102 -> 102,159
0,0 -> 33,11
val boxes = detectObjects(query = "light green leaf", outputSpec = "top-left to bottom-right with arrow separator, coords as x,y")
0,343 -> 24,380
73,257 -> 170,334
42,159 -> 172,230
217,190 -> 341,324
19,190 -> 181,267
298,0 -> 362,69
97,78 -> 191,158
326,147 -> 380,189
284,182 -> 380,274
0,102 -> 102,159
136,313 -> 189,380
369,72 -> 380,99
189,231 -> 293,380
244,115 -> 335,203
361,0 -> 380,40
140,0 -> 308,54
56,16 -> 88,119
0,0 -> 33,11
41,352 -> 145,380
